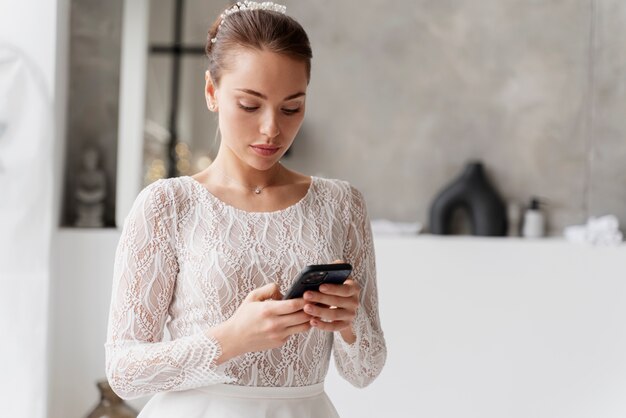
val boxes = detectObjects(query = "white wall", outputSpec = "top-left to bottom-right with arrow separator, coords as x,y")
0,1 -> 63,417
0,0 -> 58,90
49,230 -> 138,417
49,232 -> 626,418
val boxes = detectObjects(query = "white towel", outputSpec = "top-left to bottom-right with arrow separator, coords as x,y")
371,219 -> 422,236
563,215 -> 623,246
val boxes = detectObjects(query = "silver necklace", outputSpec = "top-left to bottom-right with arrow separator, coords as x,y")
213,164 -> 281,195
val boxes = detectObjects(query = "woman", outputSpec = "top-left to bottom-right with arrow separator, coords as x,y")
105,2 -> 386,416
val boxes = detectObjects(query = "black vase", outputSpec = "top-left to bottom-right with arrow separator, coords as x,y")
429,162 -> 507,236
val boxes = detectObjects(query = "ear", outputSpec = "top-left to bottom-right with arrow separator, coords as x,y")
205,71 -> 218,112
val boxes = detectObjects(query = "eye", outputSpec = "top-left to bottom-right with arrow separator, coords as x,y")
282,107 -> 301,115
238,104 -> 259,112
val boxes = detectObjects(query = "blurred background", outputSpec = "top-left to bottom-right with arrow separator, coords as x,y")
1,0 -> 626,417
58,0 -> 626,234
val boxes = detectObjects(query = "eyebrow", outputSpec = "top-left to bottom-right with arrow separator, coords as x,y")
235,88 -> 306,101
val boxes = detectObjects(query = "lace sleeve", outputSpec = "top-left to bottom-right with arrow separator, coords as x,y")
104,180 -> 233,400
332,185 -> 387,388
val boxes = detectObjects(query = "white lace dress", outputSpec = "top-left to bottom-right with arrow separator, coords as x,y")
104,175 -> 386,417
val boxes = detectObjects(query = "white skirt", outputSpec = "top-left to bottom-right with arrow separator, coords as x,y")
138,382 -> 340,418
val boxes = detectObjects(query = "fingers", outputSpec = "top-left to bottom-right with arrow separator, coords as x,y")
303,280 -> 360,309
302,278 -> 359,328
309,318 -> 352,332
304,291 -> 344,309
248,283 -> 283,302
284,321 -> 312,336
265,312 -> 312,344
318,279 -> 359,297
303,303 -> 354,322
277,310 -> 312,328
269,297 -> 308,315
247,284 -> 309,319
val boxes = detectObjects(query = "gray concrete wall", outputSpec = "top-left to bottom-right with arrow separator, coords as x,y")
588,1 -> 626,233
284,0 -> 626,235
71,0 -> 626,235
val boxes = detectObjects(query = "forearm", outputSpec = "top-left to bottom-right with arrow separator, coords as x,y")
105,332 -> 233,399
333,308 -> 387,388
340,326 -> 356,344
206,319 -> 241,365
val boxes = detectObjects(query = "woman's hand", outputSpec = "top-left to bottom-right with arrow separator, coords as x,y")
210,283 -> 312,364
303,278 -> 361,343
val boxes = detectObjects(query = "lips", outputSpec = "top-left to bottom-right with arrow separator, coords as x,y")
250,144 -> 280,156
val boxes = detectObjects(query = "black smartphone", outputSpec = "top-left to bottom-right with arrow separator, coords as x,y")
283,263 -> 353,300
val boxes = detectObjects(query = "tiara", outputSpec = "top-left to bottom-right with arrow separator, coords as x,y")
211,1 -> 288,44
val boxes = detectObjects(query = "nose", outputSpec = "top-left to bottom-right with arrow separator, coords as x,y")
259,110 -> 280,139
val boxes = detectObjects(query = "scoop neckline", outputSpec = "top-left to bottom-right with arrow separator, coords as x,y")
185,175 -> 317,215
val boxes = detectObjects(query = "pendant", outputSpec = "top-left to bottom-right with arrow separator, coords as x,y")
254,186 -> 262,194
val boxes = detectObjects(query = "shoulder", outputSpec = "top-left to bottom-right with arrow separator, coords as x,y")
313,176 -> 365,201
312,176 -> 368,217
130,177 -> 196,218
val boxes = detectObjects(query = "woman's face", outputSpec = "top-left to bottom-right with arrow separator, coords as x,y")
206,49 -> 308,171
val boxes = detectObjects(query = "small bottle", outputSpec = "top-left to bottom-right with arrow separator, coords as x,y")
522,197 -> 545,238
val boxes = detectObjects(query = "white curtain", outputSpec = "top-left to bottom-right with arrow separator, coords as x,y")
0,44 -> 53,418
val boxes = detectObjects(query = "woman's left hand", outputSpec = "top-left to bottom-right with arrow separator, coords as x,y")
303,278 -> 361,342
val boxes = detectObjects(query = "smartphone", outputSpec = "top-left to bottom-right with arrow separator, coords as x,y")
283,263 -> 353,300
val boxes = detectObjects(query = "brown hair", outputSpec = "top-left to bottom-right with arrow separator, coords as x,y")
205,6 -> 312,85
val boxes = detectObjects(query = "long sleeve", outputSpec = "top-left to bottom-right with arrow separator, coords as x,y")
332,185 -> 387,388
104,180 -> 233,400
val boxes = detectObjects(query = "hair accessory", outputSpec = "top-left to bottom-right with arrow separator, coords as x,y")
211,1 -> 287,44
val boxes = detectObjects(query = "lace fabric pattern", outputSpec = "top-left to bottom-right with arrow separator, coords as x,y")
105,176 -> 386,399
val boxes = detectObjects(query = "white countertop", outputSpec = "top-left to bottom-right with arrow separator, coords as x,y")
327,234 -> 626,418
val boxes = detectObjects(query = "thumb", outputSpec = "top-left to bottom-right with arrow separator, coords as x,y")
247,283 -> 283,302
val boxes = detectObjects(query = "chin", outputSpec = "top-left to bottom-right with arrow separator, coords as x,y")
246,150 -> 288,170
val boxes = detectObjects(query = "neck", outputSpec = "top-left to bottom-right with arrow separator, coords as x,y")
210,150 -> 283,188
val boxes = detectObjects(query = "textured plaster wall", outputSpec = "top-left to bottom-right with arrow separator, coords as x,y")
284,0 -> 626,235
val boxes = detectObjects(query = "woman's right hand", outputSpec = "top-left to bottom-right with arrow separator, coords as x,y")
209,283 -> 312,364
